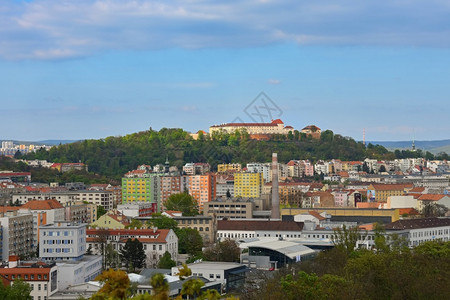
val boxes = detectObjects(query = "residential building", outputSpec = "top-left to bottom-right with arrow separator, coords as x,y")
90,211 -> 130,229
367,184 -> 414,202
65,203 -> 89,223
183,163 -> 211,175
160,176 -> 189,205
117,202 -> 157,218
86,228 -> 178,268
172,215 -> 215,244
122,176 -> 161,210
13,192 -> 78,206
0,210 -> 34,261
188,174 -> 216,211
75,190 -> 114,211
234,173 -> 264,198
39,222 -> 87,261
217,164 -> 242,173
39,222 -> 102,290
215,175 -> 234,198
0,257 -> 58,299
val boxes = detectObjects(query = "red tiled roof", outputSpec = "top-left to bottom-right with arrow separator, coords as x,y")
0,172 -> 31,177
0,206 -> 20,213
409,187 -> 426,193
22,199 -> 64,210
418,194 -> 446,201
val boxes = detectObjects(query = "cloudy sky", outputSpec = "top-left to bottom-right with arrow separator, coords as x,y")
1,0 -> 449,141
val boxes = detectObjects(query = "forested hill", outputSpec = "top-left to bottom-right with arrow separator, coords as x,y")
22,128 -> 393,180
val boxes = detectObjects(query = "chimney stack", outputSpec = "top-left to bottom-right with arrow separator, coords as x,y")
271,153 -> 280,219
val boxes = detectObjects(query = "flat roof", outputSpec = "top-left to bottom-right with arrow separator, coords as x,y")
247,240 -> 316,259
186,261 -> 245,270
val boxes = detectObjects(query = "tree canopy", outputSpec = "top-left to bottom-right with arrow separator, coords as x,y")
120,238 -> 146,272
165,193 -> 199,216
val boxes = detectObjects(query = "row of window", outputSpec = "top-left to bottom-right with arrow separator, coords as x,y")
4,274 -> 47,280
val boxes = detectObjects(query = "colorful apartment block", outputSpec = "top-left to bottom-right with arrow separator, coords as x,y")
234,172 -> 264,198
188,174 -> 216,211
121,177 -> 161,211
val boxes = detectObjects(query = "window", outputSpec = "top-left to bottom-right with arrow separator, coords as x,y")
38,284 -> 41,291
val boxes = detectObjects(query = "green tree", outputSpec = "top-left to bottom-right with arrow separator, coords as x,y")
181,278 -> 205,300
120,238 -> 146,272
176,228 -> 203,256
147,214 -> 178,231
97,205 -> 107,219
126,219 -> 144,229
157,251 -> 176,269
165,193 -> 199,216
150,273 -> 169,300
176,263 -> 192,280
203,239 -> 241,262
0,279 -> 32,300
331,225 -> 362,256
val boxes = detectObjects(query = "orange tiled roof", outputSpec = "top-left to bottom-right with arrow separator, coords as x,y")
409,187 -> 426,193
418,194 -> 446,201
308,211 -> 326,221
22,199 -> 64,210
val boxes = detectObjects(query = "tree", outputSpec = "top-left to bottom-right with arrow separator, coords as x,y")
105,244 -> 121,269
150,273 -> 169,300
92,269 -> 131,300
177,263 -> 192,280
226,189 -> 232,199
422,202 -> 449,217
203,239 -> 241,262
378,165 -> 387,173
95,228 -> 111,270
120,238 -> 146,272
97,205 -> 107,219
157,251 -> 176,269
181,278 -> 205,300
176,228 -> 203,256
198,289 -> 221,300
331,225 -> 362,256
147,214 -> 178,231
126,219 -> 144,229
165,193 -> 199,216
0,279 -> 33,300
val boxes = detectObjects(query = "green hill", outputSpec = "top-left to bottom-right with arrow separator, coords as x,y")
22,128 -> 394,180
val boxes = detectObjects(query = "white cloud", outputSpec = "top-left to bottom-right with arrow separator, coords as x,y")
1,0 -> 450,60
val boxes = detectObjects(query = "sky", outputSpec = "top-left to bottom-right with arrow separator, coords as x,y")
1,0 -> 450,142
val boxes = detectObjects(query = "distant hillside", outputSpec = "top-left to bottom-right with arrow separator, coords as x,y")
21,128 -> 392,180
369,139 -> 450,154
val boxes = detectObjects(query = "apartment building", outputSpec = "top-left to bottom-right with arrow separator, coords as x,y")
0,257 -> 58,300
76,191 -> 114,211
188,174 -> 216,211
367,184 -> 414,202
172,215 -> 215,244
0,210 -> 34,261
234,173 -> 264,198
121,177 -> 161,210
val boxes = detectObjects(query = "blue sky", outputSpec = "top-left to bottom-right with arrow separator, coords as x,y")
1,0 -> 450,141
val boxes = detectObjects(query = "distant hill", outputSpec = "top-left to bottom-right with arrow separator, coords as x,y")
369,139 -> 450,154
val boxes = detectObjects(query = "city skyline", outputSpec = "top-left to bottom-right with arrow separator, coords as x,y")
1,1 -> 450,141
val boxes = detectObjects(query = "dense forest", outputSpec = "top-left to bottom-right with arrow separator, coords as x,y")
9,127 -> 446,182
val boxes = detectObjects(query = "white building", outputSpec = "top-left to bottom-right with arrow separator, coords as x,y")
0,210 -> 34,261
39,222 -> 87,261
75,190 -> 114,211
